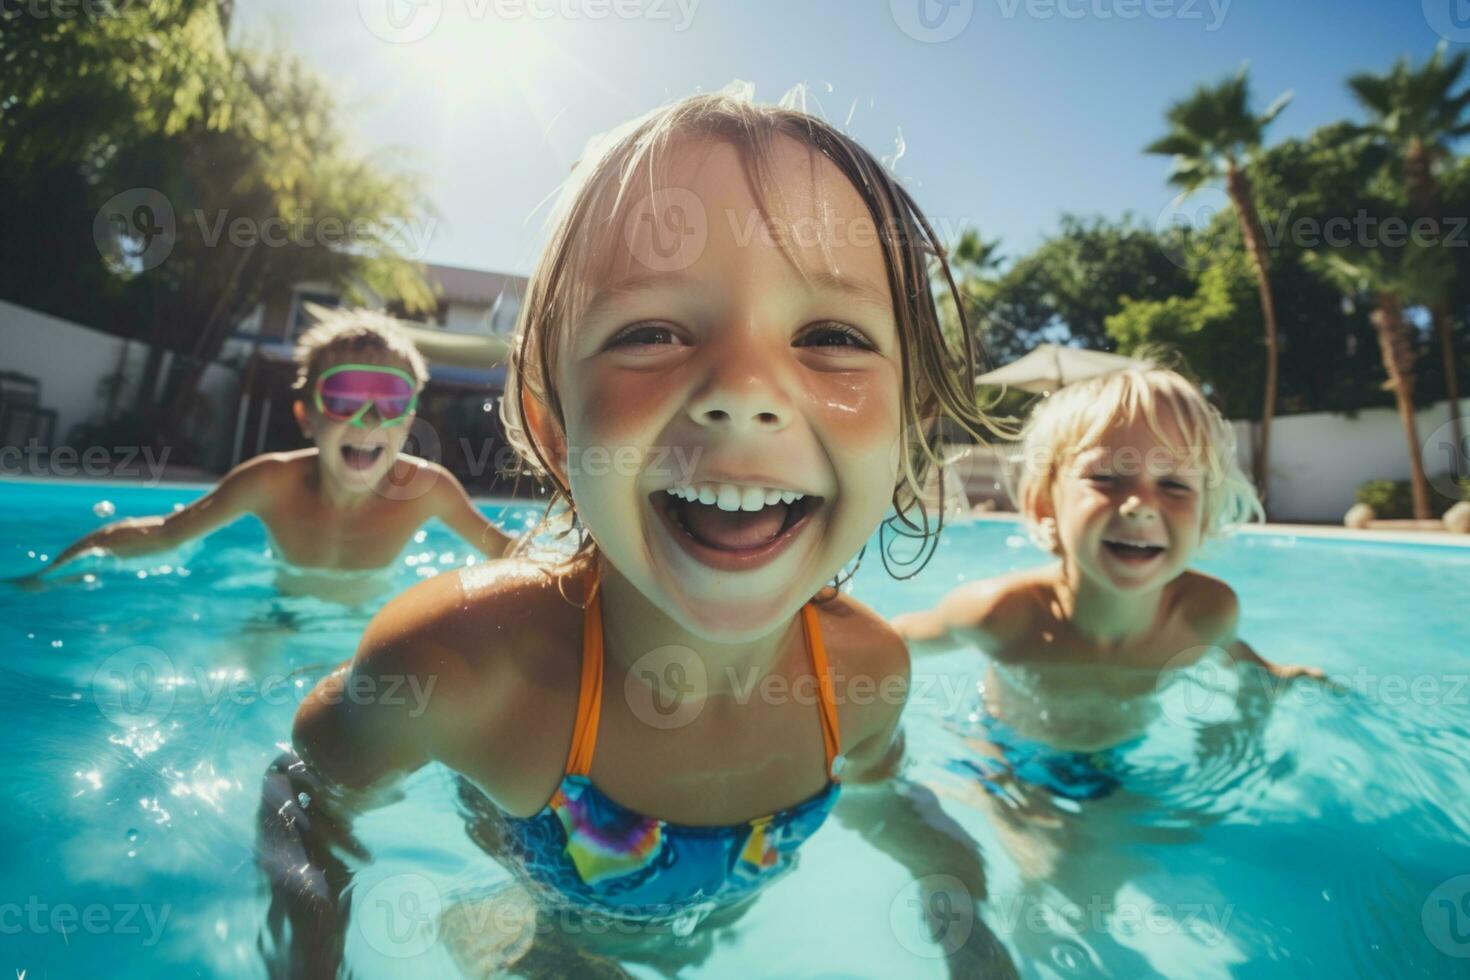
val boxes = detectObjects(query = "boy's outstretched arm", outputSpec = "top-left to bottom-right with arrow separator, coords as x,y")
426,464 -> 514,559
890,577 -> 1021,654
1194,580 -> 1326,685
26,456 -> 270,579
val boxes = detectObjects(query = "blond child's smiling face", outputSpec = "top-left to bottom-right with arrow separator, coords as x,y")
1044,409 -> 1207,592
295,348 -> 418,493
543,136 -> 903,638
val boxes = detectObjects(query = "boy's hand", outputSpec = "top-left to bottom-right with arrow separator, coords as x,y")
1268,663 -> 1326,683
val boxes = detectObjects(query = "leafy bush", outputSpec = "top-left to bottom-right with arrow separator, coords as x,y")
1356,476 -> 1470,519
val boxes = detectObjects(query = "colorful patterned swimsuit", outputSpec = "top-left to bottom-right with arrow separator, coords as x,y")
489,586 -> 845,927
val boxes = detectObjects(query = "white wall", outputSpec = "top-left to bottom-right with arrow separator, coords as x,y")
1251,399 -> 1462,523
0,300 -> 146,443
442,300 -> 488,335
0,300 -> 242,467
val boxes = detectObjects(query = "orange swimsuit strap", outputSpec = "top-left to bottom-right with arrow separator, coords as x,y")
563,585 -> 844,781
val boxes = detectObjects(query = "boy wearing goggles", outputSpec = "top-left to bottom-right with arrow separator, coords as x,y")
30,311 -> 512,593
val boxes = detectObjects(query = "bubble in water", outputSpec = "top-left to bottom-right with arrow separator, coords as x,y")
1049,939 -> 1092,974
127,850 -> 137,858
414,530 -> 427,544
93,500 -> 116,518
50,640 -> 62,649
126,828 -> 139,842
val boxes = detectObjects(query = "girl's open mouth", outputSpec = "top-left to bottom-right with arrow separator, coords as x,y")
340,445 -> 385,470
1102,538 -> 1167,564
651,484 -> 822,572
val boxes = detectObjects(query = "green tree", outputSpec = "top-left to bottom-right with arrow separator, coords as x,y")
1347,42 -> 1470,464
0,0 -> 436,456
1145,66 -> 1291,505
979,215 -> 1194,361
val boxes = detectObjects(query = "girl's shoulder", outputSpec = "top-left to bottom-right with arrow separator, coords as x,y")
809,592 -> 910,749
354,558 -> 588,713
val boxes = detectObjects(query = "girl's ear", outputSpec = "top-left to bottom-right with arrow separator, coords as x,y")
520,388 -> 570,489
292,400 -> 312,438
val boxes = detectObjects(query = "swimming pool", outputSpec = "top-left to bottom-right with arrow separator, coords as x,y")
2,478 -> 1468,978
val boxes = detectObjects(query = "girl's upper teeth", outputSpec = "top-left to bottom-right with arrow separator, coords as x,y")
664,483 -> 806,512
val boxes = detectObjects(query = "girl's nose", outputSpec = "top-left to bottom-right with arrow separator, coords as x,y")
685,350 -> 791,434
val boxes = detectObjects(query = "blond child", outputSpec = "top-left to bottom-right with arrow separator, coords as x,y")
26,311 -> 511,600
893,364 -> 1322,794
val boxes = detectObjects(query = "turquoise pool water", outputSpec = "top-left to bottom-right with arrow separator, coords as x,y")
2,478 -> 1468,978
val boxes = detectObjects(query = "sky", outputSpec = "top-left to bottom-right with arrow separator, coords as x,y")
233,0 -> 1464,276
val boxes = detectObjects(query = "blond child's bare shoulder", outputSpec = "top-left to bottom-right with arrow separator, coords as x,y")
1172,569 -> 1241,647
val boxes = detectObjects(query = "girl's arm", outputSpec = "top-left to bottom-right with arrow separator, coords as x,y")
258,577 -> 470,978
32,456 -> 270,577
832,635 -> 1018,979
426,463 -> 514,559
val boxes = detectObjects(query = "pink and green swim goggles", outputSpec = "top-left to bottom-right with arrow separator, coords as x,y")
312,364 -> 419,428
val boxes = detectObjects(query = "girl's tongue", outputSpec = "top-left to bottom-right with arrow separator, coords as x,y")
674,499 -> 789,550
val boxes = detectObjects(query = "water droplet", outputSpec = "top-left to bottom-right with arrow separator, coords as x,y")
126,849 -> 137,858
297,792 -> 311,809
50,640 -> 63,649
93,500 -> 116,518
126,828 -> 139,842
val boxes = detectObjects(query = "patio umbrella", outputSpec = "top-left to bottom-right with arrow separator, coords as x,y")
976,343 -> 1145,394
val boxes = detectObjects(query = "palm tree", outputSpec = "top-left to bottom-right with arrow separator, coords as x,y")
1145,67 -> 1291,510
1348,41 -> 1470,471
1314,240 -> 1446,521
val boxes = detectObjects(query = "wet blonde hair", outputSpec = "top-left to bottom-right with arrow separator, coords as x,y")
502,86 -> 1002,574
291,307 -> 429,393
1013,360 -> 1263,539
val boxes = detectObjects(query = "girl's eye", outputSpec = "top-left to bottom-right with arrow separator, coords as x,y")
1085,472 -> 1113,485
1161,479 -> 1195,494
796,322 -> 877,351
607,322 -> 682,349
